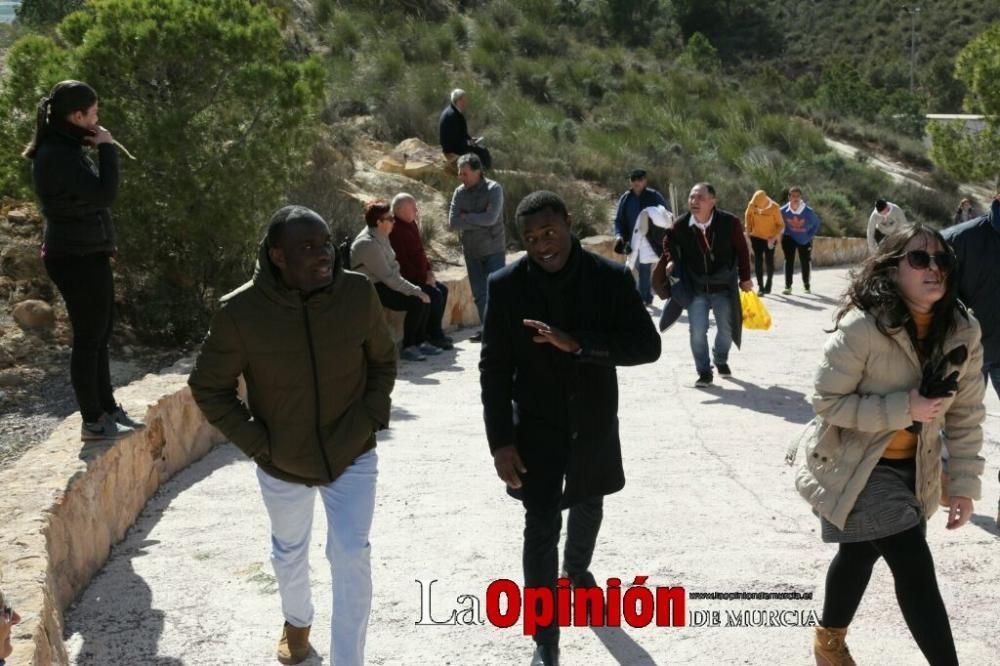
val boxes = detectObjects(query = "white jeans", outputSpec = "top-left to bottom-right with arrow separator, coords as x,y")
256,449 -> 378,666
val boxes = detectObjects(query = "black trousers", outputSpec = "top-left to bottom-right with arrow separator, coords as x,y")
374,283 -> 429,348
44,252 -> 117,422
749,236 -> 775,291
781,235 -> 812,289
523,463 -> 604,646
822,521 -> 958,665
420,282 -> 449,341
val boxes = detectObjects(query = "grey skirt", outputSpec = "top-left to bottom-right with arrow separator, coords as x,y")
821,458 -> 923,543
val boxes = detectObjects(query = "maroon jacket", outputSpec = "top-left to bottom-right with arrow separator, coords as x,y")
389,216 -> 432,285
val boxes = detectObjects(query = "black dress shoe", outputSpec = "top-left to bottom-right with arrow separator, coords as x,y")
469,331 -> 483,343
530,644 -> 559,666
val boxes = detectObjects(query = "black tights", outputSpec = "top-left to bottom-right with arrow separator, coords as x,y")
44,253 -> 117,422
822,523 -> 958,665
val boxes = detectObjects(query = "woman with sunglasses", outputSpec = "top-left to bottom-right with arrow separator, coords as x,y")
23,80 -> 143,440
796,225 -> 985,665
0,588 -> 21,665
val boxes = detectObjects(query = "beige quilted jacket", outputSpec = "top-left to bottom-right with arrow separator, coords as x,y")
795,307 -> 986,529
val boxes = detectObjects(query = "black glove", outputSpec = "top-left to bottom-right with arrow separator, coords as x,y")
906,345 -> 968,433
613,237 -> 626,254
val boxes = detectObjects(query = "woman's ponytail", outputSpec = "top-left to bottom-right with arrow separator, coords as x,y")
21,80 -> 98,159
21,96 -> 52,159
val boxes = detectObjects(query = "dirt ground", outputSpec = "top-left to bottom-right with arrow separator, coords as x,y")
62,267 -> 1000,665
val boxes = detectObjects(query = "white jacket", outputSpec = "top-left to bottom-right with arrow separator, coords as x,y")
627,205 -> 673,268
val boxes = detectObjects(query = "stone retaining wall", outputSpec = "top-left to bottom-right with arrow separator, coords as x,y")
0,358 -> 223,665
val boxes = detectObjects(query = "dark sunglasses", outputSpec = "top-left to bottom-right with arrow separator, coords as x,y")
904,250 -> 952,272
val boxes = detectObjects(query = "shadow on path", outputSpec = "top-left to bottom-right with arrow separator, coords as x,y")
969,513 -> 1000,537
65,444 -> 244,665
590,626 -> 659,665
703,377 -> 814,425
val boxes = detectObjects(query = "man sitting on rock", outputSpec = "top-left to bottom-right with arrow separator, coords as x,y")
439,88 -> 492,169
388,192 -> 453,350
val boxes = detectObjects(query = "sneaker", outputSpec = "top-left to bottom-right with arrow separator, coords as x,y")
469,331 -> 483,343
81,412 -> 135,441
782,286 -> 792,295
757,288 -> 765,297
804,286 -> 812,295
428,336 -> 454,350
695,371 -> 713,388
400,346 -> 426,362
418,342 -> 443,356
111,404 -> 146,430
716,363 -> 732,377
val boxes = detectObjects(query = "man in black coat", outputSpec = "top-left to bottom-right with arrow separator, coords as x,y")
438,88 -> 492,169
480,191 -> 661,666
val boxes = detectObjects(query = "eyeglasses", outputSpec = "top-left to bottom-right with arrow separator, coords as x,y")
904,250 -> 952,272
379,216 -> 395,223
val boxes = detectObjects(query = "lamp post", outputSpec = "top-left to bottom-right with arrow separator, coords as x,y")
903,5 -> 922,93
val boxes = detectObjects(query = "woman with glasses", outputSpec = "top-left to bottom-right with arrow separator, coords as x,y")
794,225 -> 985,665
0,589 -> 20,665
350,200 -> 435,362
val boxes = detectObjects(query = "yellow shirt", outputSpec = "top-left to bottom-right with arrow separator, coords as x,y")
882,311 -> 932,460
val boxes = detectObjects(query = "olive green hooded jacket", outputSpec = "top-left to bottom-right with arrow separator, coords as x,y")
188,240 -> 397,485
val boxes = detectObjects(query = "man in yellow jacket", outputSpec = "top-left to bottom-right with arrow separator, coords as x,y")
744,190 -> 784,295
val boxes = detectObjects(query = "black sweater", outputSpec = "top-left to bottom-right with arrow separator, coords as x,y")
32,131 -> 118,256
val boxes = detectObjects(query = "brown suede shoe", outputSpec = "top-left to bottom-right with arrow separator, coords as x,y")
814,626 -> 856,666
277,622 -> 311,665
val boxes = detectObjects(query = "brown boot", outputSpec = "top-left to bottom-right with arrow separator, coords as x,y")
277,622 -> 311,665
814,626 -> 856,666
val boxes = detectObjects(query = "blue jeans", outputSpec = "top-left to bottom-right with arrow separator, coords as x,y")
465,250 -> 505,324
636,263 -> 652,304
256,449 -> 378,666
984,362 -> 1000,401
687,292 -> 733,374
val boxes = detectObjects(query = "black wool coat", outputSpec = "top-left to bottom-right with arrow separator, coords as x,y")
479,241 -> 661,507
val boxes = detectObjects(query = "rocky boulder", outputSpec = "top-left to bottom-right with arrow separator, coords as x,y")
13,299 -> 56,330
376,138 -> 449,179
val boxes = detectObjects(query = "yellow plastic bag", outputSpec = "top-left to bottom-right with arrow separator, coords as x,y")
740,290 -> 772,330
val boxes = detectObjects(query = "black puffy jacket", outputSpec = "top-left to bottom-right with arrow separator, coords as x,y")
943,206 -> 1000,365
32,130 -> 118,255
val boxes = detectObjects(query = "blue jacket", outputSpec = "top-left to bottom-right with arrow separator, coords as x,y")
780,202 -> 821,245
942,201 -> 1000,364
613,188 -> 668,245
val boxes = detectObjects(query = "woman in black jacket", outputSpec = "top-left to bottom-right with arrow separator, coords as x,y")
23,80 -> 142,440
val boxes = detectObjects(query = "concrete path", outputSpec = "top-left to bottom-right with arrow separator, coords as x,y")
63,268 -> 1000,665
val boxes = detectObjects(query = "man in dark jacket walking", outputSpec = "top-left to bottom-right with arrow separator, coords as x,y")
480,191 -> 661,666
663,183 -> 753,387
188,206 -> 396,666
612,169 -> 669,305
439,88 -> 492,169
943,194 -> 1000,399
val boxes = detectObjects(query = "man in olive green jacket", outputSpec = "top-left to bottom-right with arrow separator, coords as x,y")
188,206 -> 396,666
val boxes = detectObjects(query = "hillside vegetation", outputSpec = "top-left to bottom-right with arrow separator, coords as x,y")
0,0 -> 977,343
